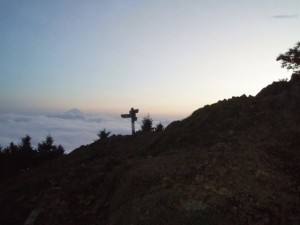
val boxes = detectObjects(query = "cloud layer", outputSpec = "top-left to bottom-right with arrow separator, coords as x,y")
0,110 -> 174,153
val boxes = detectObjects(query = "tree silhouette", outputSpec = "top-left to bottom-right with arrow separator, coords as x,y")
277,41 -> 300,74
38,135 -> 65,160
5,142 -> 19,154
155,122 -> 165,132
38,135 -> 55,153
55,145 -> 65,155
97,129 -> 111,141
18,135 -> 36,169
0,135 -> 64,179
141,114 -> 153,132
19,135 -> 33,152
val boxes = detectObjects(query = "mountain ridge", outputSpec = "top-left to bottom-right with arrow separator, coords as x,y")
0,75 -> 299,225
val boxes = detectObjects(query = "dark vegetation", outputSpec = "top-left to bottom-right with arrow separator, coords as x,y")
0,135 -> 64,179
140,114 -> 165,133
97,129 -> 111,141
0,43 -> 299,225
141,114 -> 154,132
276,41 -> 300,74
154,122 -> 165,132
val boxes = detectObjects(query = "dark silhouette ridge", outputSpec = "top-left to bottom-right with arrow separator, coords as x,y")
256,73 -> 300,110
0,76 -> 299,225
1,43 -> 299,225
1,43 -> 300,224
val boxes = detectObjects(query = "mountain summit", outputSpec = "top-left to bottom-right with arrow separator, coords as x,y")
57,108 -> 85,120
65,108 -> 84,116
0,75 -> 299,225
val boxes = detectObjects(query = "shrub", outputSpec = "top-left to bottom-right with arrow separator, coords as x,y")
141,114 -> 153,132
98,129 -> 111,141
155,123 -> 165,132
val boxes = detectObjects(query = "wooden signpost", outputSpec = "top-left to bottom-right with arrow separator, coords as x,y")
121,108 -> 139,135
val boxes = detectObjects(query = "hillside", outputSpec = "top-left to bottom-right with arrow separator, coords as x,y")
0,74 -> 299,225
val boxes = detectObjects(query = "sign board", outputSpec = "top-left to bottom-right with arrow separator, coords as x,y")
121,114 -> 131,118
121,107 -> 139,135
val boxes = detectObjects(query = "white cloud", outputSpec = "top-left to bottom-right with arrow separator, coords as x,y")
0,110 -> 175,153
0,112 -> 128,153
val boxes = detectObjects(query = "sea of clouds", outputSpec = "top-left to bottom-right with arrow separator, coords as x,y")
0,109 -> 175,153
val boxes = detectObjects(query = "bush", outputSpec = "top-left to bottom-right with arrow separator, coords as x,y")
277,41 -> 300,74
98,129 -> 111,141
37,135 -> 65,160
0,134 -> 65,179
141,115 -> 153,132
155,123 -> 165,132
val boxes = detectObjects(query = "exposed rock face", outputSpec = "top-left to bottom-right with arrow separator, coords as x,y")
0,77 -> 299,225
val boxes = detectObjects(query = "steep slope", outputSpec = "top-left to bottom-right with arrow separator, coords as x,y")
0,75 -> 299,225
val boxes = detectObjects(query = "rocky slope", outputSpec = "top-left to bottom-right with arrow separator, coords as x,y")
0,74 -> 299,225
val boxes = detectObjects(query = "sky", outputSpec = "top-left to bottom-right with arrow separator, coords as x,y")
0,0 -> 299,152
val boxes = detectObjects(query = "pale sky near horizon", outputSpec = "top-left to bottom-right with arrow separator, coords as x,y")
1,0 -> 299,117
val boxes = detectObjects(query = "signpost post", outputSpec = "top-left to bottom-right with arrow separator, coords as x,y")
121,108 -> 139,135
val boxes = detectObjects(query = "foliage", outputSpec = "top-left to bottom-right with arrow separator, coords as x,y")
0,134 -> 64,179
17,135 -> 36,169
141,114 -> 153,132
276,41 -> 300,74
19,134 -> 33,152
5,142 -> 18,154
98,129 -> 111,141
38,135 -> 65,160
38,135 -> 55,153
155,122 -> 165,132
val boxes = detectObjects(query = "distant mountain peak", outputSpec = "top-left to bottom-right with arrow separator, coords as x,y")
65,108 -> 84,115
59,109 -> 85,120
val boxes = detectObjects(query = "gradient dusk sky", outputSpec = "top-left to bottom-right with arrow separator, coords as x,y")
0,0 -> 299,117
